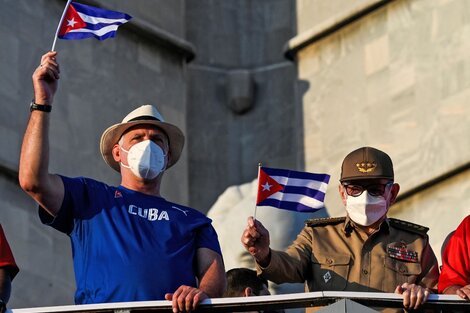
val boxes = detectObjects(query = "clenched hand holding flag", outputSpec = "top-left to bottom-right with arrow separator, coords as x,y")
256,166 -> 330,213
51,1 -> 132,50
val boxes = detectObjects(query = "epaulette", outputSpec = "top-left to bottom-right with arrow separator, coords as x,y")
305,216 -> 346,227
388,218 -> 429,236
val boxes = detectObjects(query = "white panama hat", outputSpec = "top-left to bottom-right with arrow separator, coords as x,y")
100,105 -> 185,172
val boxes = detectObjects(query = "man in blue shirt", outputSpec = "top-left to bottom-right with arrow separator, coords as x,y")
19,51 -> 226,312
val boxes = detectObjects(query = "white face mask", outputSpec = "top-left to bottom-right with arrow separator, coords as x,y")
345,190 -> 389,226
120,140 -> 166,180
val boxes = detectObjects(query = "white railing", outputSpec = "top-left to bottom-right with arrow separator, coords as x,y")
7,291 -> 470,313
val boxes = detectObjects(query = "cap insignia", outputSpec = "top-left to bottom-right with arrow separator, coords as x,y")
356,161 -> 376,173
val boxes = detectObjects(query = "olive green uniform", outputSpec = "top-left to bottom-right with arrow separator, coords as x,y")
256,216 -> 438,295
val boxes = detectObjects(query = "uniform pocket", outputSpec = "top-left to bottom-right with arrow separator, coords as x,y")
382,257 -> 422,291
312,253 -> 351,291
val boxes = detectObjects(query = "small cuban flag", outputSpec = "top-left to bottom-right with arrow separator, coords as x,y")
256,166 -> 330,212
58,2 -> 132,41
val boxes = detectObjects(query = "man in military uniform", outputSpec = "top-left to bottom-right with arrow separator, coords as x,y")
241,147 -> 439,311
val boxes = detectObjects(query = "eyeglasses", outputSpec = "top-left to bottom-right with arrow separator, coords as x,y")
342,182 -> 393,197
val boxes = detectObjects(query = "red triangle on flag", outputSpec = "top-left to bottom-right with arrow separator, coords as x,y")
59,4 -> 87,36
256,168 -> 284,204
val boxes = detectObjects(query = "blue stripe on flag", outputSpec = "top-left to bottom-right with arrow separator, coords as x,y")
60,31 -> 118,41
83,22 -> 127,31
281,185 -> 326,202
262,167 -> 330,183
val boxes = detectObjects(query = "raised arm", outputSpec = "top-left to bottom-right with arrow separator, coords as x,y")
19,51 -> 64,216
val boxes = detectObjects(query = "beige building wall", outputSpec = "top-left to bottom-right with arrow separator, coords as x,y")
296,0 -> 383,33
291,0 -> 470,262
392,170 -> 470,261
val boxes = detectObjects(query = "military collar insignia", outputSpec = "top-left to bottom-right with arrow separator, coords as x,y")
356,160 -> 377,173
340,216 -> 356,236
387,241 -> 418,263
388,218 -> 429,236
306,216 -> 346,227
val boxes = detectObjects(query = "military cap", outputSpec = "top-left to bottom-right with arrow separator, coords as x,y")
340,146 -> 394,182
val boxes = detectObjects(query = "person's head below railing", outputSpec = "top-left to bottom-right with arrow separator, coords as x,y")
224,268 -> 284,313
225,268 -> 271,299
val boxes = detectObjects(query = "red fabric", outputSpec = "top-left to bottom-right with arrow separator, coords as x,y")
0,225 -> 18,279
256,168 -> 283,204
438,215 -> 470,293
58,4 -> 87,36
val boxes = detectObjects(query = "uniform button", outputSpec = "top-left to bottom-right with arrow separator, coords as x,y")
362,269 -> 368,275
326,258 -> 333,264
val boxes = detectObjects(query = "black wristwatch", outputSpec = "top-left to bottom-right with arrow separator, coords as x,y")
30,101 -> 52,113
0,299 -> 6,313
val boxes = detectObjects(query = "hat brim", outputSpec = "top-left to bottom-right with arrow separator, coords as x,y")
340,175 -> 394,182
100,120 -> 185,172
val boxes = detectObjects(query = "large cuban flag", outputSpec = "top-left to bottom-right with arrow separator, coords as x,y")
58,2 -> 132,41
256,167 -> 330,212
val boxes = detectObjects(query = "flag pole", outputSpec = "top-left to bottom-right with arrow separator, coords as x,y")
51,0 -> 73,51
253,162 -> 261,221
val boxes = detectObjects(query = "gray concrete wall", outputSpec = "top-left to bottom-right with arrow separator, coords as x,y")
0,0 -> 189,308
102,0 -> 185,37
185,0 -> 300,212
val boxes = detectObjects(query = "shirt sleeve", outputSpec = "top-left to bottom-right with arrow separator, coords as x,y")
438,215 -> 470,293
0,225 -> 19,280
38,175 -> 88,235
256,226 -> 312,284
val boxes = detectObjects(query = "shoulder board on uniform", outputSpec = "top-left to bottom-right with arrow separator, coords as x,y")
305,216 -> 346,227
388,218 -> 429,236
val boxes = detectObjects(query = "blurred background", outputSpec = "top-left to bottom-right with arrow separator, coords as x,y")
0,0 -> 469,308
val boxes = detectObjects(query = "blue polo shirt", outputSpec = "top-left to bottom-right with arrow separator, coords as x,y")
39,176 -> 221,304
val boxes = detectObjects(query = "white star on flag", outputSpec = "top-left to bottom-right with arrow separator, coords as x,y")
67,18 -> 78,27
261,182 -> 272,191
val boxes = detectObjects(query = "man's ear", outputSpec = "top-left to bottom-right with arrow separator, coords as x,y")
389,183 -> 400,205
112,144 -> 121,162
339,184 -> 347,206
165,149 -> 171,167
244,287 -> 254,297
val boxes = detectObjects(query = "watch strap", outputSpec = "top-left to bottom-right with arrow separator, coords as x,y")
30,102 -> 52,113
